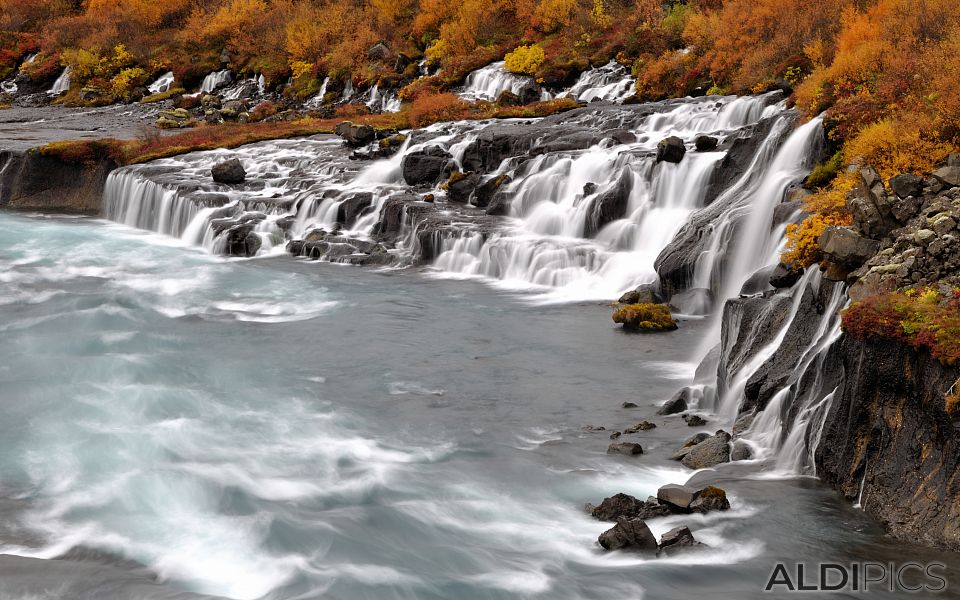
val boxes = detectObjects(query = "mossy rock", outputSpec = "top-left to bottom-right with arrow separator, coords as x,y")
612,303 -> 677,332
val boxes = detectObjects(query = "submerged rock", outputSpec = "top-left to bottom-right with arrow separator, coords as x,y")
694,135 -> 718,152
656,136 -> 686,163
624,421 -> 656,433
607,442 -> 643,456
401,146 -> 454,186
598,517 -> 658,551
335,121 -> 376,147
617,283 -> 663,305
657,526 -> 703,556
683,414 -> 707,427
657,483 -> 730,513
657,388 -> 691,415
589,493 -> 670,521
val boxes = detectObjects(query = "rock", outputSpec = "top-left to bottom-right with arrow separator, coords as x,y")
694,135 -> 718,152
657,388 -> 690,415
688,485 -> 731,513
657,526 -> 702,556
367,41 -> 391,61
211,158 -> 246,184
819,226 -> 880,279
670,432 -> 711,460
598,518 -> 658,551
683,414 -> 707,427
769,262 -> 803,288
609,431 -> 621,439
668,288 -> 713,315
622,401 -> 638,409
890,173 -> 924,199
656,136 -> 686,163
680,430 -> 731,469
495,90 -> 523,106
730,441 -> 753,461
932,166 -> 960,188
401,146 -> 454,186
335,121 -> 376,147
584,170 -> 631,237
740,265 -> 775,296
607,442 -> 643,456
220,100 -> 247,119
618,283 -> 663,305
623,421 -> 656,434
335,192 -> 373,226
732,412 -> 755,436
445,171 -> 481,203
656,484 -> 700,510
948,153 -> 960,167
846,166 -> 898,238
590,493 -> 670,521
474,175 -> 511,208
394,53 -> 412,73
79,87 -> 104,101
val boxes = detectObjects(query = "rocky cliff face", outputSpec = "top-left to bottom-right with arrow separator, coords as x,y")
0,149 -> 115,214
816,335 -> 960,550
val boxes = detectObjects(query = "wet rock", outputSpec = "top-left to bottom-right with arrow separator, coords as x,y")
740,265 -> 775,296
598,518 -> 658,551
656,484 -> 700,510
609,431 -> 621,439
394,53 -> 412,73
584,170 -> 631,237
211,158 -> 246,184
680,430 -> 731,469
732,412 -> 755,436
657,388 -> 690,415
670,432 -> 711,460
683,414 -> 707,427
668,288 -> 713,315
401,146 -> 454,185
335,121 -> 376,147
590,493 -> 671,521
689,485 -> 731,513
336,192 -> 373,227
846,166 -> 898,239
890,173 -> 924,199
694,135 -> 718,152
621,401 -> 638,409
624,421 -> 657,434
608,442 -> 643,456
656,136 -> 686,163
474,175 -> 511,208
445,171 -> 481,203
618,283 -> 663,305
730,441 -> 753,461
657,526 -> 702,556
819,226 -> 880,280
769,262 -> 803,288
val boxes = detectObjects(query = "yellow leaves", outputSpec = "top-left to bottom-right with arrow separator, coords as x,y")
782,171 -> 855,268
843,118 -> 953,181
290,60 -> 313,80
590,0 -> 611,29
424,39 -> 448,64
532,0 -> 577,33
110,66 -> 146,99
504,44 -> 544,75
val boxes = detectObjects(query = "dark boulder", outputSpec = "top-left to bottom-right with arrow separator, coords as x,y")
589,493 -> 670,521
670,432 -> 711,460
623,421 -> 656,434
211,158 -> 246,184
680,430 -> 731,469
618,283 -> 663,305
445,171 -> 481,203
890,173 -> 924,199
401,146 -> 454,186
932,166 -> 960,188
474,175 -> 511,208
657,388 -> 691,415
689,485 -> 731,513
657,526 -> 702,556
584,170 -> 632,237
608,442 -> 643,456
336,192 -> 373,227
598,518 -> 658,551
657,483 -> 730,513
335,121 -> 376,147
846,166 -> 898,239
730,441 -> 753,461
656,136 -> 686,163
367,41 -> 391,61
394,53 -> 412,73
683,414 -> 707,427
495,90 -> 523,106
622,401 -> 638,409
819,226 -> 881,280
769,262 -> 803,288
694,135 -> 718,152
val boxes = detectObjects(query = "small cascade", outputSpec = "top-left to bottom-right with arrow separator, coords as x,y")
304,77 -> 330,108
0,80 -> 15,94
341,80 -> 354,102
48,66 -> 72,96
257,74 -> 266,96
559,61 -> 636,103
365,84 -> 402,113
200,70 -> 232,94
147,71 -> 175,94
459,62 -> 535,102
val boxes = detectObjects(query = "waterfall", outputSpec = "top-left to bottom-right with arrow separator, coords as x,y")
305,77 -> 330,108
459,62 -> 535,102
341,80 -> 354,102
257,74 -> 266,96
559,61 -> 635,103
200,70 -> 232,94
365,84 -> 402,113
147,71 -> 175,94
48,66 -> 72,96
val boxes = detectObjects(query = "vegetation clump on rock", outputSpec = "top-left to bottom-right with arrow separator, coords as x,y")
612,303 -> 677,332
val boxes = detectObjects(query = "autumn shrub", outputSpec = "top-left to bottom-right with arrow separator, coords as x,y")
110,66 -> 147,100
782,170 -> 856,268
408,92 -> 471,127
841,118 -> 953,182
842,287 -> 960,366
504,44 -> 545,75
612,303 -> 678,332
250,100 -> 278,122
804,151 -> 844,189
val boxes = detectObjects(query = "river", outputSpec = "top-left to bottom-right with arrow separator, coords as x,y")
1,211 -> 958,599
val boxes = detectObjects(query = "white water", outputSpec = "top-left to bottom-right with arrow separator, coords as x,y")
559,61 -> 635,103
305,77 -> 330,108
459,61 -> 538,102
365,83 -> 402,113
200,70 -> 232,94
48,66 -> 72,96
147,71 -> 175,94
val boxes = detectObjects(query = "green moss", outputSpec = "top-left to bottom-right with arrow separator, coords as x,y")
804,151 -> 843,189
140,87 -> 185,104
612,303 -> 678,332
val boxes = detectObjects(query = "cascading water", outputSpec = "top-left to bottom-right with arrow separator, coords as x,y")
365,84 -> 402,113
459,61 -> 537,102
147,71 -> 175,94
559,61 -> 636,103
48,66 -> 72,96
200,70 -> 232,94
304,77 -> 330,108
